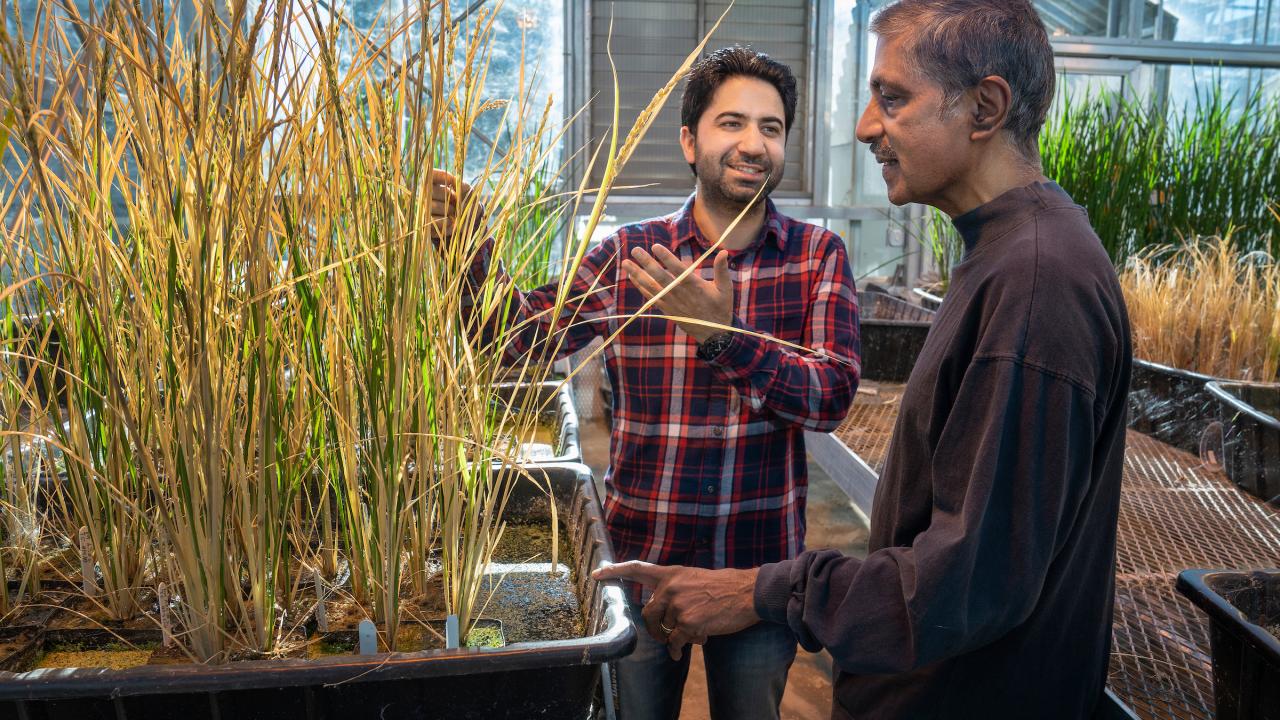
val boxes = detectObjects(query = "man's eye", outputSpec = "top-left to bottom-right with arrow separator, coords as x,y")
880,94 -> 898,106
722,121 -> 740,128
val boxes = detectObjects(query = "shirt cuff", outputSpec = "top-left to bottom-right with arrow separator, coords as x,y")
753,559 -> 796,625
705,316 -> 771,381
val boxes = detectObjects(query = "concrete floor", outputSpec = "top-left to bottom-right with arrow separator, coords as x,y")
579,417 -> 870,720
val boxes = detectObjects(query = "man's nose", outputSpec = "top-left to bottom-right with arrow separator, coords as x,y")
738,125 -> 767,156
855,101 -> 881,145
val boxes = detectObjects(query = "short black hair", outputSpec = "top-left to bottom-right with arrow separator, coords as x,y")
680,46 -> 798,137
870,0 -> 1055,159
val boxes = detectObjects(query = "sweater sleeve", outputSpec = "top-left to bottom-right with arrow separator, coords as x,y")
702,237 -> 861,432
753,357 -> 1097,673
465,234 -> 619,364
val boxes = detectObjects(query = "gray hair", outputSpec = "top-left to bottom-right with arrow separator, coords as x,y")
870,0 -> 1055,159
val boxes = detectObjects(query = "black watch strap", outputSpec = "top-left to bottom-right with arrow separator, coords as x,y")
696,331 -> 735,361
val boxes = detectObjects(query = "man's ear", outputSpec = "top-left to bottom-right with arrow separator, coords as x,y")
680,126 -> 696,165
969,75 -> 1013,142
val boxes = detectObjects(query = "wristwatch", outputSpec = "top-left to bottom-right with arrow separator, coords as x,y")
696,331 -> 735,361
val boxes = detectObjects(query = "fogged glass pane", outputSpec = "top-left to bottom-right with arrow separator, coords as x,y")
851,219 -> 903,283
1157,0 -> 1277,44
829,0 -> 858,207
1059,72 -> 1125,100
854,31 -> 888,204
1033,0 -> 1221,40
1035,0 -> 1119,37
1166,65 -> 1280,116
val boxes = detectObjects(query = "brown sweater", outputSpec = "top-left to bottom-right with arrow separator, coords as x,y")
755,182 -> 1132,719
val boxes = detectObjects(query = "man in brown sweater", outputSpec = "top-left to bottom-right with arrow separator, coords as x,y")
594,1 -> 1133,717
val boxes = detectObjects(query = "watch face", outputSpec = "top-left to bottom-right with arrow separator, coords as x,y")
698,332 -> 732,360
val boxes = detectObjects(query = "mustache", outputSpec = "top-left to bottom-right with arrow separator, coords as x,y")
871,141 -> 897,163
723,154 -> 772,172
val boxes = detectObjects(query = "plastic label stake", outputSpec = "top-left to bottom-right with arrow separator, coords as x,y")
445,614 -> 460,649
314,569 -> 329,633
78,527 -> 97,595
158,582 -> 173,647
358,619 -> 377,655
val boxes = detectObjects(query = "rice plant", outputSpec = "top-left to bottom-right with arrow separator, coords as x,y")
0,0 -> 729,661
1121,236 -> 1280,381
1041,83 -> 1280,262
921,207 -> 961,292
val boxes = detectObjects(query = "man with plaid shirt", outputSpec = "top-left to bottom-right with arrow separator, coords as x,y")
433,47 -> 860,720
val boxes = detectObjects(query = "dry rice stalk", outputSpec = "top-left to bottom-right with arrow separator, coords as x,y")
1121,236 -> 1280,381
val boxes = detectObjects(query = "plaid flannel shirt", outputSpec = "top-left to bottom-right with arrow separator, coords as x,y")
477,195 -> 860,579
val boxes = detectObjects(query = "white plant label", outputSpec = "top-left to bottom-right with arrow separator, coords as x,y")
445,613 -> 460,649
358,619 -> 377,655
78,526 -> 97,595
158,582 -> 173,647
314,568 -> 329,633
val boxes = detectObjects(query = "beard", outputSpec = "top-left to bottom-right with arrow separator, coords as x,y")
693,144 -> 784,211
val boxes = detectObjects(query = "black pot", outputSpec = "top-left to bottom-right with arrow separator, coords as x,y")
911,287 -> 945,312
492,381 -> 581,465
1177,570 -> 1280,720
0,463 -> 635,720
857,291 -> 935,383
1206,382 -> 1280,505
1127,359 -> 1221,455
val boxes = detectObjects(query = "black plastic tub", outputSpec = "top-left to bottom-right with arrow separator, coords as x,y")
1177,570 -> 1280,720
494,381 -> 581,465
0,463 -> 635,720
1127,358 -> 1221,455
911,287 -> 945,312
1095,688 -> 1141,720
857,291 -> 935,383
1206,382 -> 1280,505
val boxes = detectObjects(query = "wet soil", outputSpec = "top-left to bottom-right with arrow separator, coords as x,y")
2,516 -> 581,669
312,520 -> 582,654
493,522 -> 573,566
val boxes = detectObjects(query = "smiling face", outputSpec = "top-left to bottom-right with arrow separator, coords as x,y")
680,75 -> 787,209
855,34 -> 976,212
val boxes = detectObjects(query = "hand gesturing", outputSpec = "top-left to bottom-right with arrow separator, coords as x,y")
621,245 -> 734,344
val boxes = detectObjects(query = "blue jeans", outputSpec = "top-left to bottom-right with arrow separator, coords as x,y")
615,599 -> 797,720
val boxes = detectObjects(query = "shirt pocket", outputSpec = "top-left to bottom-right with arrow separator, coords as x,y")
750,274 -> 808,344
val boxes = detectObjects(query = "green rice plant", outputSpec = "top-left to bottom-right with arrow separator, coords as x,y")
42,312 -> 155,622
1121,236 -> 1280,381
1041,82 -> 1280,262
922,207 -> 962,292
496,141 -> 567,289
0,0 -> 736,662
1040,90 -> 1162,261
0,0 -> 314,659
1155,85 -> 1280,254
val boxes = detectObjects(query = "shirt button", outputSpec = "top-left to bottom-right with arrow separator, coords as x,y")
712,426 -> 723,437
705,484 -> 715,494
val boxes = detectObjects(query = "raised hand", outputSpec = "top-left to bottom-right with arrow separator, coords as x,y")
621,245 -> 734,345
426,169 -> 479,242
